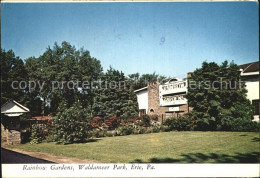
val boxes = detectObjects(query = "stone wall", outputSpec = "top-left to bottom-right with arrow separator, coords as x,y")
148,82 -> 160,115
1,118 -> 21,145
147,82 -> 168,122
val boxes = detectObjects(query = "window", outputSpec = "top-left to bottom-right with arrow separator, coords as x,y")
139,109 -> 146,117
150,109 -> 154,113
252,100 -> 259,115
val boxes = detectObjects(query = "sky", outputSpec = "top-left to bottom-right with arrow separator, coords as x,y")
1,2 -> 259,78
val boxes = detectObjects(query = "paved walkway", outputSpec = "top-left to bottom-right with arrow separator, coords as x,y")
1,148 -> 55,163
1,147 -> 100,164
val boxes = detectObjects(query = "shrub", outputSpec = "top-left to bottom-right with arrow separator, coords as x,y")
134,119 -> 145,126
133,129 -> 139,134
91,117 -> 104,129
151,126 -> 161,133
121,126 -> 134,135
131,126 -> 146,134
175,115 -> 193,131
160,125 -> 171,132
107,130 -> 116,137
115,126 -> 134,136
115,128 -> 122,136
91,129 -> 101,138
45,134 -> 55,143
30,124 -> 45,144
163,115 -> 193,131
125,118 -> 137,123
90,129 -> 108,138
228,118 -> 259,132
145,127 -> 153,134
163,118 -> 175,128
151,120 -> 161,127
52,102 -> 91,144
194,117 -> 216,131
150,114 -> 159,121
140,114 -> 151,127
105,116 -> 120,130
137,126 -> 145,134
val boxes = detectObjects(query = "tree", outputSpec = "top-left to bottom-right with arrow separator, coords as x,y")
77,49 -> 103,116
93,67 -> 139,118
186,61 -> 254,131
128,72 -> 169,90
24,41 -> 103,116
0,49 -> 28,105
24,56 -> 44,116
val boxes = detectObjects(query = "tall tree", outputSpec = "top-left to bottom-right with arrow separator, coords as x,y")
186,61 -> 254,131
93,67 -> 138,118
128,72 -> 169,90
1,49 -> 28,105
77,49 -> 103,115
24,41 -> 103,116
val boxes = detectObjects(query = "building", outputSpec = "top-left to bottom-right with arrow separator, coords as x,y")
134,78 -> 191,121
134,87 -> 148,116
239,61 -> 259,122
159,78 -> 191,118
1,100 -> 30,145
31,116 -> 52,129
135,61 -> 259,122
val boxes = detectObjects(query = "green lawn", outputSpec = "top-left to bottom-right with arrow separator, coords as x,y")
6,131 -> 259,163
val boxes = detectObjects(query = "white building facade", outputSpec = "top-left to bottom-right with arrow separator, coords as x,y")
134,87 -> 148,116
159,78 -> 190,117
134,62 -> 259,121
239,61 -> 259,122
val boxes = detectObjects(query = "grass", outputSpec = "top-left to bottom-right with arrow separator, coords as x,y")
6,131 -> 259,163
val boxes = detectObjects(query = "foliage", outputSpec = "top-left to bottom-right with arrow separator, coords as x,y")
136,126 -> 146,134
30,124 -> 45,144
186,61 -> 254,131
150,114 -> 159,121
220,118 -> 260,132
163,115 -> 193,131
144,127 -> 153,134
1,42 -> 103,116
160,125 -> 171,132
140,114 -> 151,127
128,72 -> 169,90
25,42 -> 103,116
0,49 -> 37,113
115,126 -> 134,136
92,67 -> 139,118
105,116 -> 121,130
151,125 -> 161,133
107,130 -> 116,137
90,117 -> 105,128
45,134 -> 56,143
90,129 -> 107,138
52,102 -> 91,144
134,119 -> 145,126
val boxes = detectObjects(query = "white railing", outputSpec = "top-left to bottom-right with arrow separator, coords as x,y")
159,95 -> 187,106
159,81 -> 188,95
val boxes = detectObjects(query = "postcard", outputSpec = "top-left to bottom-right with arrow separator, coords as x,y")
1,1 -> 259,177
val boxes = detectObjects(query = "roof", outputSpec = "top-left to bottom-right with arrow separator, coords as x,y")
31,116 -> 52,121
134,86 -> 148,93
239,61 -> 259,73
1,100 -> 30,116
